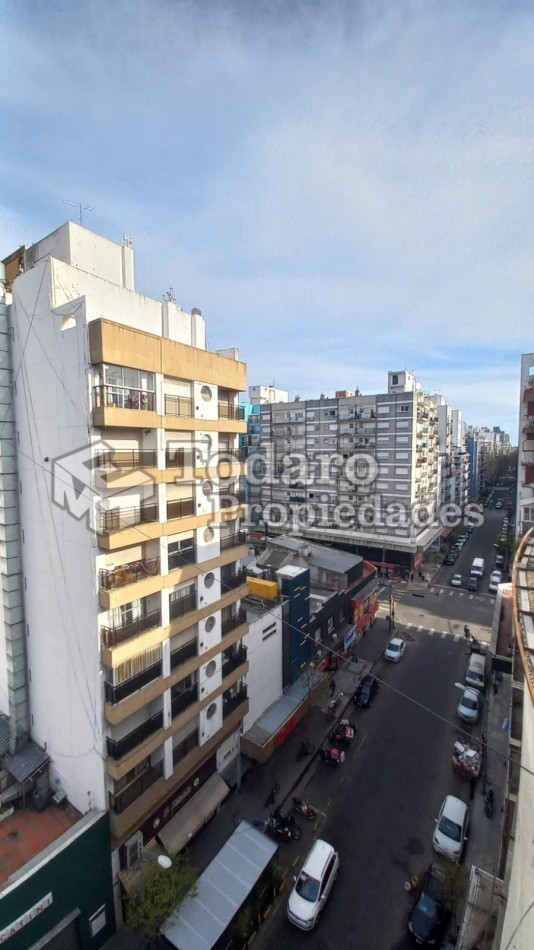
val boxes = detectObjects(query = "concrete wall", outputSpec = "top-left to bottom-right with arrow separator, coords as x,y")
242,604 -> 283,732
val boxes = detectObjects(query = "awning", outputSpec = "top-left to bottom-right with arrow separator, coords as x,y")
156,773 -> 230,856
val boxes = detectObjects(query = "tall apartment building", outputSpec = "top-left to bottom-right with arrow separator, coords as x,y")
1,224 -> 249,890
516,353 -> 534,537
254,370 -> 443,571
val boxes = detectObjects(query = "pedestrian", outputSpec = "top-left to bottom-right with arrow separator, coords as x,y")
410,571 -> 414,582
330,678 -> 336,697
464,625 -> 471,642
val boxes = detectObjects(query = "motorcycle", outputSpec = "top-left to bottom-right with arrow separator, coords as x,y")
320,744 -> 345,766
484,787 -> 495,818
266,809 -> 302,841
330,718 -> 357,746
297,738 -> 316,760
327,691 -> 344,720
291,796 -> 318,820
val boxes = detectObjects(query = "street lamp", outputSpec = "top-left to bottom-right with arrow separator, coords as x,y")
139,849 -> 172,904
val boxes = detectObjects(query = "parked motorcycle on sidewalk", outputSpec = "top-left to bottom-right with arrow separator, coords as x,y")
330,718 -> 357,746
327,692 -> 344,720
484,787 -> 495,818
266,809 -> 302,841
320,744 -> 345,766
291,796 -> 318,820
297,738 -> 315,760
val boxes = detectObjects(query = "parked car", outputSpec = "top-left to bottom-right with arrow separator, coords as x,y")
466,576 -> 478,592
384,637 -> 406,662
489,570 -> 503,593
353,675 -> 379,708
443,552 -> 456,566
457,687 -> 481,724
432,795 -> 469,862
495,500 -> 503,509
407,863 -> 451,947
451,574 -> 463,587
287,839 -> 340,930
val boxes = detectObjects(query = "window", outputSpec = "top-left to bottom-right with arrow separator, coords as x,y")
396,421 -> 410,429
399,404 -> 410,413
168,538 -> 194,569
377,405 -> 390,414
391,374 -> 399,385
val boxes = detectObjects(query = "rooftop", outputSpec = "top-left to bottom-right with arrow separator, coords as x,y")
0,799 -> 81,888
260,534 -> 362,574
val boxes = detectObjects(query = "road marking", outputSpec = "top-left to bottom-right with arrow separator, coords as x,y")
459,592 -> 464,597
417,625 -> 424,632
429,627 -> 435,635
469,594 -> 474,600
441,631 -> 448,638
449,590 -> 454,596
429,587 -> 435,593
357,732 -> 367,753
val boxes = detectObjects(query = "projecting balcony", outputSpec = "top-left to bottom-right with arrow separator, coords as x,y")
165,448 -> 193,469
172,729 -> 199,767
522,452 -> 534,463
169,591 -> 197,621
222,607 -> 247,637
95,450 -> 158,475
222,646 -> 248,678
164,395 -> 193,418
218,403 -> 245,421
221,568 -> 248,592
220,531 -> 248,551
170,639 -> 198,671
110,762 -> 164,815
99,557 -> 160,591
223,685 -> 248,720
171,685 -> 198,719
166,498 -> 195,520
220,490 -> 246,508
98,503 -> 158,534
105,660 -> 163,705
522,416 -> 534,433
102,608 -> 162,649
168,546 -> 196,571
107,710 -> 163,761
93,385 -> 156,412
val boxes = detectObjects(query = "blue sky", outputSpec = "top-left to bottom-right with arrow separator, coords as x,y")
2,0 -> 533,439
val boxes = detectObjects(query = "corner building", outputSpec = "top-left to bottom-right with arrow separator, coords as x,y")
3,224 -> 249,880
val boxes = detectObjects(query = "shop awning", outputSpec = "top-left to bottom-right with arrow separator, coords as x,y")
156,773 -> 230,856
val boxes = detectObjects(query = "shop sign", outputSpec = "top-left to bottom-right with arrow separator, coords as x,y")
0,893 -> 53,944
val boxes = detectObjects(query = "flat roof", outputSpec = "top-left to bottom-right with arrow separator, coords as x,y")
0,800 -> 81,888
266,535 -> 361,573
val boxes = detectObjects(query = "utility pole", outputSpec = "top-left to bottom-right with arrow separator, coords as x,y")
388,579 -> 395,635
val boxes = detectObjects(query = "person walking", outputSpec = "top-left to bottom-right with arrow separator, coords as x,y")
330,678 -> 336,697
464,625 -> 471,641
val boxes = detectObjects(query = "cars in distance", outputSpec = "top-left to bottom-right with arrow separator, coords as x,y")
432,795 -> 469,862
385,637 -> 406,662
407,862 -> 451,947
287,839 -> 340,930
495,500 -> 503,509
451,574 -> 463,587
354,675 -> 379,708
489,570 -> 503,593
443,552 -> 456,566
466,576 -> 478,592
457,687 -> 481,724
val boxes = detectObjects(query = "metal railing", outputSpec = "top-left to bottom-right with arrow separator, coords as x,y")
167,498 -> 195,520
102,608 -> 161,649
107,710 -> 163,760
93,385 -> 155,411
220,490 -> 246,508
220,531 -> 248,551
222,607 -> 247,637
165,448 -> 193,469
99,557 -> 160,591
221,568 -> 248,592
168,546 -> 196,570
169,591 -> 197,621
222,646 -> 248,678
223,685 -> 248,719
97,503 -> 158,533
104,660 -> 162,705
171,686 -> 198,719
164,394 -> 193,418
110,762 -> 164,814
218,403 -> 245,421
170,639 -> 198,670
172,730 -> 199,767
94,450 -> 157,471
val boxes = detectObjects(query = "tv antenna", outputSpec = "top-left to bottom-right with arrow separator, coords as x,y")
62,200 -> 94,226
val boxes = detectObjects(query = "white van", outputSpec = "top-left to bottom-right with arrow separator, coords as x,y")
470,557 -> 485,579
287,839 -> 340,930
465,653 -> 486,691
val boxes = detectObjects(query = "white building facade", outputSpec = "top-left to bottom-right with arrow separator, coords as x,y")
516,353 -> 534,538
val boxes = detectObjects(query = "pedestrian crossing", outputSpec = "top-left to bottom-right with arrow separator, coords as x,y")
429,586 -> 495,604
399,620 -> 488,644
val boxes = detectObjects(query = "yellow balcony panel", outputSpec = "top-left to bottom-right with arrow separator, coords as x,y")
98,521 -> 162,552
109,704 -> 248,848
93,406 -> 158,430
98,468 -> 160,489
90,319 -> 247,392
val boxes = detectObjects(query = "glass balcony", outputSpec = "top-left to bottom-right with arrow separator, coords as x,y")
168,545 -> 196,570
99,557 -> 160,590
164,394 -> 193,418
170,639 -> 198,670
102,607 -> 162,649
220,490 -> 246,508
172,730 -> 199,767
221,568 -> 248,592
94,449 -> 157,471
171,686 -> 198,718
220,531 -> 248,551
93,385 -> 155,411
165,448 -> 193,469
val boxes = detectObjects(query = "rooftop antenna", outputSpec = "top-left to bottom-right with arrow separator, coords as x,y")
163,288 -> 176,303
62,200 -> 93,226
123,234 -> 133,247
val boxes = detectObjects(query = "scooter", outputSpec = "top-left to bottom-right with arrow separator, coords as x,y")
484,787 -> 495,818
327,692 -> 344,719
266,809 -> 302,841
320,744 -> 345,766
291,796 -> 318,820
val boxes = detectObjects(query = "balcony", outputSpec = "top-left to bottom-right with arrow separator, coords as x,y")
218,403 -> 245,421
218,448 -> 246,463
172,729 -> 199,767
168,546 -> 196,571
220,531 -> 248,551
100,557 -> 160,591
169,591 -> 197,621
165,448 -> 193,470
110,762 -> 164,815
167,497 -> 195,520
107,709 -> 163,760
98,503 -> 158,534
222,607 -> 247,637
220,490 -> 246,508
171,685 -> 198,718
170,639 -> 198,671
95,449 -> 157,472
221,569 -> 248,592
222,646 -> 248,678
164,394 -> 193,418
105,659 -> 162,705
223,685 -> 248,720
522,452 -> 534,464
93,385 -> 156,412
102,608 -> 162,649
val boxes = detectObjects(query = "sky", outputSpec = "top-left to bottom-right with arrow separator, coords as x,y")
2,0 -> 533,439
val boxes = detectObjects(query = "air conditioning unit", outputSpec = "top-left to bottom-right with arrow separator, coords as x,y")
124,830 -> 143,868
299,545 -> 312,557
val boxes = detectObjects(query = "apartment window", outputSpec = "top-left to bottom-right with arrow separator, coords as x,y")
377,405 -> 390,414
376,452 -> 389,460
168,538 -> 194,570
396,436 -> 409,444
377,436 -> 390,444
399,404 -> 410,413
396,468 -> 409,476
396,421 -> 410,429
396,452 -> 409,460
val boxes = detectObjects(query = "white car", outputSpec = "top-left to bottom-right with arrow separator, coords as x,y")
450,574 -> 463,587
385,637 -> 406,662
287,840 -> 340,930
433,795 -> 469,862
457,687 -> 481,723
489,570 -> 503,593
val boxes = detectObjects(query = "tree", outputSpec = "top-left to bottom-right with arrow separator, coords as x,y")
124,851 -> 198,940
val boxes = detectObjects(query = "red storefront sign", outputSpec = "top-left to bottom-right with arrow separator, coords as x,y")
351,590 -> 378,633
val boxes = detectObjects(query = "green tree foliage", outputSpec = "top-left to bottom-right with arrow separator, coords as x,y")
124,851 -> 198,938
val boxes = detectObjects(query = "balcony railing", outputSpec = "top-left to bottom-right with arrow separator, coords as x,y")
98,503 -> 158,534
168,546 -> 196,571
99,557 -> 160,591
171,686 -> 198,719
218,403 -> 245,421
102,608 -> 162,649
222,607 -> 247,637
223,685 -> 248,719
169,591 -> 197,621
93,385 -> 155,411
220,531 -> 248,551
95,450 -> 157,471
107,710 -> 163,760
220,490 -> 246,508
222,646 -> 248,678
165,448 -> 193,469
172,729 -> 199,767
105,660 -> 162,705
164,394 -> 193,418
170,639 -> 198,670
218,448 -> 246,463
221,568 -> 248,592
167,498 -> 195,520
110,762 -> 164,815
